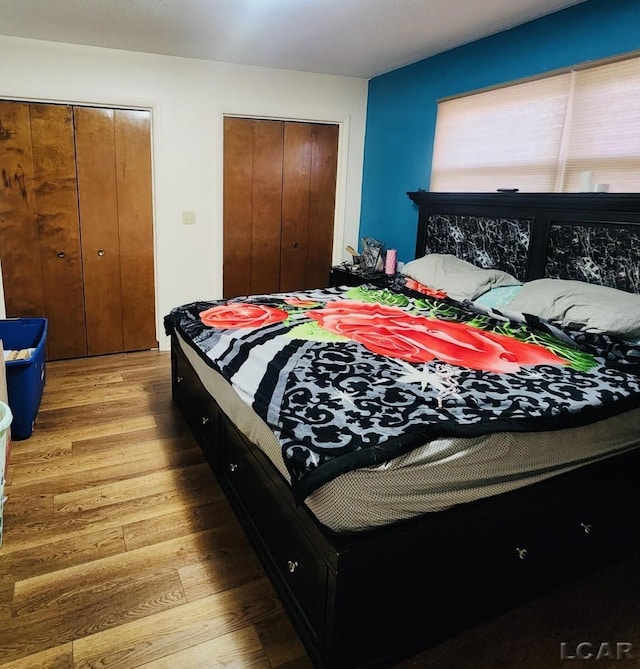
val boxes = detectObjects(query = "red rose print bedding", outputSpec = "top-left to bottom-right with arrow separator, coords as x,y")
165,285 -> 640,501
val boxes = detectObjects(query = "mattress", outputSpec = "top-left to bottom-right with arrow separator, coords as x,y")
177,331 -> 640,533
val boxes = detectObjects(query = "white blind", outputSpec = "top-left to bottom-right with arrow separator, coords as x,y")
430,54 -> 640,193
562,58 -> 640,192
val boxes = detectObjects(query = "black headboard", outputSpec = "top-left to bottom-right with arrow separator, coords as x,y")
407,192 -> 640,293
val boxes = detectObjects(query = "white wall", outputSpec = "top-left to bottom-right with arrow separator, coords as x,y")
0,36 -> 368,349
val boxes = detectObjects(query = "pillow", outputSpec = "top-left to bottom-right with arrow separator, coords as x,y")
401,253 -> 520,301
508,278 -> 640,339
474,285 -> 523,309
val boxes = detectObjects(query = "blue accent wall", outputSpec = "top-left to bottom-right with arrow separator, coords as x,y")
360,0 -> 640,262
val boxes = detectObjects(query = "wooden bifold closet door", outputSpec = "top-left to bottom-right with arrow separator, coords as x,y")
223,117 -> 339,299
0,101 -> 156,360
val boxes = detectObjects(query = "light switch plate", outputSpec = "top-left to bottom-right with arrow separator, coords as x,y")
182,210 -> 196,225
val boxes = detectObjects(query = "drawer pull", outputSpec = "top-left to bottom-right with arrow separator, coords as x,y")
516,547 -> 528,560
229,462 -> 238,473
287,560 -> 299,573
580,522 -> 593,534
201,416 -> 210,425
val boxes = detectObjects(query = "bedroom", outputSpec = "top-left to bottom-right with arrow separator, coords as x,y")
0,0 -> 639,667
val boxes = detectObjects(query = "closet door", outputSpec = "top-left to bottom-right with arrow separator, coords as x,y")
0,102 -> 46,318
306,123 -> 339,289
281,122 -> 338,291
223,117 -> 283,299
0,102 -> 87,359
30,104 -> 87,359
223,117 -> 253,299
1,102 -> 155,359
75,107 -> 156,355
75,107 -> 125,356
114,109 -> 156,352
223,117 -> 338,298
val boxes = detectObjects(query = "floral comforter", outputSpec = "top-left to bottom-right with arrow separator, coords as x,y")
165,285 -> 640,501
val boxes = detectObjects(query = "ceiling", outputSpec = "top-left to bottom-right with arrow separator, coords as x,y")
0,0 -> 586,78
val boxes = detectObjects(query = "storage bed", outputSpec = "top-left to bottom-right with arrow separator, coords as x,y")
166,192 -> 640,668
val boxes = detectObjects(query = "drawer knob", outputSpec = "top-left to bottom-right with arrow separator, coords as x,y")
287,560 -> 299,573
580,522 -> 593,534
57,251 -> 66,259
516,547 -> 528,560
229,462 -> 238,472
176,376 -> 183,383
201,416 -> 210,425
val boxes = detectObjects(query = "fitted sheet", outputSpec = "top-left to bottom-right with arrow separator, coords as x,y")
177,332 -> 640,533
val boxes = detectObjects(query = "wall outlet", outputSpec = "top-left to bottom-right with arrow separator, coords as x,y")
182,210 -> 196,225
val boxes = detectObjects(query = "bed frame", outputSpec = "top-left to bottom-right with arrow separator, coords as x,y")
171,192 -> 640,668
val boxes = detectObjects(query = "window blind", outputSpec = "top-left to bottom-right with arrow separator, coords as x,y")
430,54 -> 640,193
562,58 -> 640,193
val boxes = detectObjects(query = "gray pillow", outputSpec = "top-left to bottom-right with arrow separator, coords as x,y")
401,253 -> 520,301
508,278 -> 640,339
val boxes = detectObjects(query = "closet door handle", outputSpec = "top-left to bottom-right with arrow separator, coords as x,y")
56,251 -> 66,259
97,249 -> 105,257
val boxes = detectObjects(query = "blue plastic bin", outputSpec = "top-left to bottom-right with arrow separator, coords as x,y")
0,318 -> 48,440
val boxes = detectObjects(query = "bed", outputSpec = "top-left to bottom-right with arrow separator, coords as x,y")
165,192 -> 640,669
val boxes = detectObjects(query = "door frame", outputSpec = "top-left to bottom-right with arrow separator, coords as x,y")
217,109 -> 350,288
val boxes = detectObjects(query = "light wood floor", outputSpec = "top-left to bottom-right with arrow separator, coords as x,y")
0,350 -> 312,669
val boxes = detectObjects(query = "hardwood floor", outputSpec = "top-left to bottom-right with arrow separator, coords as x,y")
0,351 -> 311,669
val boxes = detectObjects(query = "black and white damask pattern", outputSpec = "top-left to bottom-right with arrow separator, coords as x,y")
425,214 -> 532,281
280,333 -> 640,499
546,223 -> 640,293
166,286 -> 640,501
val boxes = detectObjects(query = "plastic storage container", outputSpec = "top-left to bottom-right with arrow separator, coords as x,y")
0,318 -> 47,440
0,400 -> 12,477
0,400 -> 12,546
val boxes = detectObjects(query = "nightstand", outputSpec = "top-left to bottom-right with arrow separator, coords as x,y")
329,264 -> 390,288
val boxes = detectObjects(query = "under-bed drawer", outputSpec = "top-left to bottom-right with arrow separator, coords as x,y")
562,495 -> 638,564
222,425 -> 328,643
172,345 -> 224,471
434,497 -> 637,605
329,510 -> 603,668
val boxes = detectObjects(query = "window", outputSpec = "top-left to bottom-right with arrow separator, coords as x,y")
430,53 -> 640,193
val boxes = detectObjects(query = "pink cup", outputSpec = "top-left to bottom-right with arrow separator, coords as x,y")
385,249 -> 397,275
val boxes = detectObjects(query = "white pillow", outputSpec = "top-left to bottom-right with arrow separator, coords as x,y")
401,253 -> 520,301
508,278 -> 640,339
